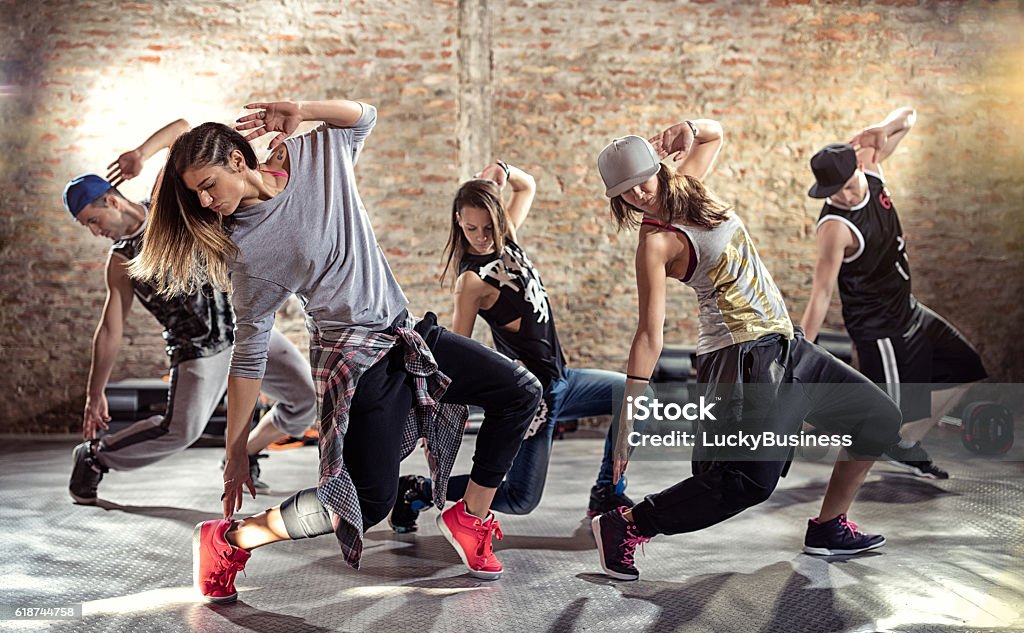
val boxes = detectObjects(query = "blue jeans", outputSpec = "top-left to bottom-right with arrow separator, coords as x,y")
447,367 -> 627,514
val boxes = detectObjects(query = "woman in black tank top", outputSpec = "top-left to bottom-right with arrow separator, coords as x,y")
387,161 -> 638,526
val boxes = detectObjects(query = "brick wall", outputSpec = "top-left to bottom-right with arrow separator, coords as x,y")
2,0 -> 1021,432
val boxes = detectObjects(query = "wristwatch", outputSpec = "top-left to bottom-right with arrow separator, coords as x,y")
685,120 -> 699,140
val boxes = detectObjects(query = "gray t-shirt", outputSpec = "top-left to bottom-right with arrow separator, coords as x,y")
226,104 -> 408,379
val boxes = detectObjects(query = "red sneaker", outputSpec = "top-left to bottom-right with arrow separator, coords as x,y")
436,500 -> 504,580
192,520 -> 251,603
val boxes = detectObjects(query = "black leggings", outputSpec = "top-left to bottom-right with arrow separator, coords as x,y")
280,318 -> 541,538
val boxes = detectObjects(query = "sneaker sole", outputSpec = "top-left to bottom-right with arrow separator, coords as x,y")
590,515 -> 639,581
884,458 -> 940,479
803,537 -> 887,556
192,523 -> 238,604
69,490 -> 98,505
388,519 -> 418,534
435,512 -> 502,580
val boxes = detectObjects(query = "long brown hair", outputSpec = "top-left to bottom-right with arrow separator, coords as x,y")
609,164 -> 730,230
128,123 -> 258,296
440,179 -> 512,287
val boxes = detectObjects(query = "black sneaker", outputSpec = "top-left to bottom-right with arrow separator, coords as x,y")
884,442 -> 950,480
591,507 -> 649,581
248,453 -> 270,492
219,453 -> 271,492
388,475 -> 432,533
588,483 -> 635,517
803,514 -> 885,556
69,440 -> 106,504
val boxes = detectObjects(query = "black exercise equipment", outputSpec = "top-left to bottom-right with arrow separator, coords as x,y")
941,402 -> 1015,455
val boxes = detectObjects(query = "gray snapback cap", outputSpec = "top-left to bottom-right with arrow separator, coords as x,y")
598,135 -> 661,198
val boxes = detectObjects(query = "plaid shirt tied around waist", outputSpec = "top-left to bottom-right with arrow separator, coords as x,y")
310,312 -> 467,568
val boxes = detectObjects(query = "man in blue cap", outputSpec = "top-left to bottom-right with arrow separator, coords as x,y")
801,107 -> 987,479
64,119 -> 317,504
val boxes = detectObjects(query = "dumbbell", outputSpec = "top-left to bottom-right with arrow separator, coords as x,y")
940,401 -> 1015,455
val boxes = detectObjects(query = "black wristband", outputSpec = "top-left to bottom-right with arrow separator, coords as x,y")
626,374 -> 650,382
685,120 -> 698,140
496,160 -> 511,180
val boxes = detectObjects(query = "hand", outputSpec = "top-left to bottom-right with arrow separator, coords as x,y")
221,451 -> 256,519
663,150 -> 686,174
849,127 -> 887,164
82,394 -> 110,440
474,163 -> 507,189
236,101 -> 304,150
648,122 -> 696,160
612,425 -> 633,485
613,455 -> 629,487
106,149 -> 144,187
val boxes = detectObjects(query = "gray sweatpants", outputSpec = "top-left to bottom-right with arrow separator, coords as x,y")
97,328 -> 315,471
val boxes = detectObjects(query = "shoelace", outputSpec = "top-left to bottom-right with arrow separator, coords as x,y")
213,552 -> 248,589
620,522 -> 650,567
474,518 -> 504,561
837,515 -> 863,537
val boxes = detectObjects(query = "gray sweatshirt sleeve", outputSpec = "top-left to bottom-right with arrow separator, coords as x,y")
344,103 -> 376,150
228,273 -> 293,380
322,103 -> 377,164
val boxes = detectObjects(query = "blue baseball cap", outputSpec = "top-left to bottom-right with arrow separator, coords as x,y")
63,174 -> 113,218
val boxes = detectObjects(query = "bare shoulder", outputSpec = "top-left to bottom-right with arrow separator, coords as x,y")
105,251 -> 133,290
638,223 -> 686,261
454,269 -> 499,312
817,216 -> 856,245
454,269 -> 488,295
264,143 -> 291,173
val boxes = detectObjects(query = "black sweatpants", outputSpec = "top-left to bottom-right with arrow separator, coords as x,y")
630,330 -> 901,539
281,315 -> 540,538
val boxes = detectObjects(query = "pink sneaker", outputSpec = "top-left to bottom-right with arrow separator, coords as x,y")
436,500 -> 504,580
192,519 -> 251,603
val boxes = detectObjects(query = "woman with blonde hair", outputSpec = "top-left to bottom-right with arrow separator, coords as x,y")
132,98 -> 541,601
591,119 -> 902,581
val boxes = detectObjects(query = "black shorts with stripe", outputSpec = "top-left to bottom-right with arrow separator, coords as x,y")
694,329 -> 902,460
854,303 -> 988,422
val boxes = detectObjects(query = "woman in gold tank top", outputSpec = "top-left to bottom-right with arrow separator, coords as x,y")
588,119 -> 902,581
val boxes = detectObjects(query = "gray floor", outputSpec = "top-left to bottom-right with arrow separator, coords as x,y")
1,427 -> 1022,633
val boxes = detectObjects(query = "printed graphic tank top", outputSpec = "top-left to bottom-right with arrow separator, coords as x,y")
111,202 -> 234,364
459,239 -> 566,391
643,213 -> 793,355
816,171 -> 917,339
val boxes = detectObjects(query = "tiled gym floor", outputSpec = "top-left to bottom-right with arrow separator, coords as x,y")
1,426 -> 1021,633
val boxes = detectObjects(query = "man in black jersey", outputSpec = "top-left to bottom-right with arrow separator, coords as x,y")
64,119 -> 316,504
801,107 -> 987,479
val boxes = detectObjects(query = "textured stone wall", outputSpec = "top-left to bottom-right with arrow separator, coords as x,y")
1,0 -> 1021,432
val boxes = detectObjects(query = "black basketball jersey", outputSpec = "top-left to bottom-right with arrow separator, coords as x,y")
817,171 -> 917,340
111,202 -> 234,365
459,239 -> 566,391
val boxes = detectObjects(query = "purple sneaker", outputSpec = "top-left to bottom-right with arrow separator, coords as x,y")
592,506 -> 649,580
804,514 -> 885,556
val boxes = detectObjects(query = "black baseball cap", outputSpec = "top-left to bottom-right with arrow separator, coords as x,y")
808,143 -> 857,199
